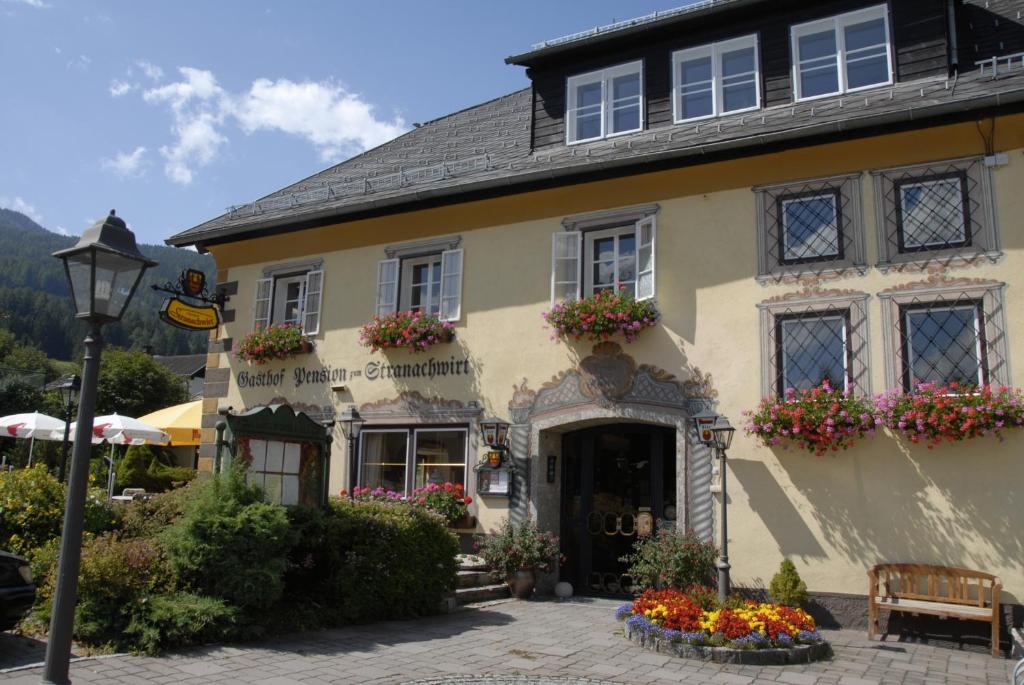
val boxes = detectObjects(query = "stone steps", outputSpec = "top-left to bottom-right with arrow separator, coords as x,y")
457,569 -> 496,588
454,583 -> 510,605
450,555 -> 510,606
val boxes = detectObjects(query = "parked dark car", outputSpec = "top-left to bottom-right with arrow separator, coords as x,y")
0,551 -> 35,631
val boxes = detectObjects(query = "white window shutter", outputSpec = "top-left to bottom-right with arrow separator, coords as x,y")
302,270 -> 323,335
551,232 -> 582,304
253,277 -> 273,330
439,249 -> 463,322
375,259 -> 399,316
636,215 -> 656,301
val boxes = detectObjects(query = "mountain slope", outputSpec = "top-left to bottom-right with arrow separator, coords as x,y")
0,209 -> 215,360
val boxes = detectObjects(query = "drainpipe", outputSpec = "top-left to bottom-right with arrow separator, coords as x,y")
947,0 -> 960,72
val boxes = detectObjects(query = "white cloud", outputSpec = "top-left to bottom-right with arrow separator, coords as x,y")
3,0 -> 50,8
109,79 -> 134,97
55,226 -> 69,236
66,54 -> 91,71
235,78 -> 406,162
0,195 -> 44,224
136,60 -> 163,82
100,146 -> 148,177
139,66 -> 406,184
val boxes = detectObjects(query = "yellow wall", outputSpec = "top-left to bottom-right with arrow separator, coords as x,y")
208,115 -> 1024,601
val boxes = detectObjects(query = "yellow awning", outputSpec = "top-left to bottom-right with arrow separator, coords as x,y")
137,400 -> 202,446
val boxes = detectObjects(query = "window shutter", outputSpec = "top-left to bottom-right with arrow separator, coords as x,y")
302,270 -> 323,335
375,259 -> 399,316
636,215 -> 656,301
253,277 -> 273,330
551,232 -> 582,304
439,249 -> 463,322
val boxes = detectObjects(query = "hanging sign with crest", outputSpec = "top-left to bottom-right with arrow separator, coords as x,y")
154,268 -> 226,331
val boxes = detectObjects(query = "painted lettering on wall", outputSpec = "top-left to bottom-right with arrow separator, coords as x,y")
236,356 -> 471,390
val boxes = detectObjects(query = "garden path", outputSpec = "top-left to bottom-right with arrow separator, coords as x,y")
0,597 -> 1014,684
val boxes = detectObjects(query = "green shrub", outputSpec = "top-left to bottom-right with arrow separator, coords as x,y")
0,465 -> 113,557
474,518 -> 561,577
285,498 -> 458,624
119,484 -> 197,539
116,445 -> 195,493
161,468 -> 295,613
769,558 -> 808,607
620,527 -> 717,591
124,592 -> 237,655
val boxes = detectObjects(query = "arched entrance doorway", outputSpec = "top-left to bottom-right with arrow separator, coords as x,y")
561,423 -> 675,596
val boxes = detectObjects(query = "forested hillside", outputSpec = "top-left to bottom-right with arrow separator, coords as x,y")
0,209 -> 215,360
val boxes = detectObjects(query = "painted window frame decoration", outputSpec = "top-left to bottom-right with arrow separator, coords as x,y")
375,236 -> 464,322
672,34 -> 760,123
357,426 -> 469,495
552,204 -> 658,304
791,4 -> 893,102
565,60 -> 644,144
879,280 -> 1009,391
871,157 -> 999,272
252,259 -> 324,335
754,173 -> 866,283
758,291 -> 870,399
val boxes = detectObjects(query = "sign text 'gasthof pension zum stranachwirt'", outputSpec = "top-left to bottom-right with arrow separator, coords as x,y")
236,355 -> 472,390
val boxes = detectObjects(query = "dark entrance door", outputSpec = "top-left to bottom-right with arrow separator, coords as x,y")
560,424 -> 676,596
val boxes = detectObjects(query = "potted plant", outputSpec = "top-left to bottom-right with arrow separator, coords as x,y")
744,381 -> 877,456
359,309 -> 455,352
411,482 -> 474,528
474,518 -> 561,599
543,289 -> 659,344
236,323 -> 313,365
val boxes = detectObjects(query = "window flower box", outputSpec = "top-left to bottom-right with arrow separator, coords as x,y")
875,382 -> 1024,447
359,310 -> 454,353
543,290 -> 659,344
236,324 -> 313,365
745,382 -> 876,456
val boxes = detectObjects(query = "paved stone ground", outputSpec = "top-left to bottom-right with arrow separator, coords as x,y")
0,598 -> 1014,684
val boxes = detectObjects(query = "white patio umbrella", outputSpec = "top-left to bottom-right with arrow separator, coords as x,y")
60,413 -> 170,446
0,412 -> 67,466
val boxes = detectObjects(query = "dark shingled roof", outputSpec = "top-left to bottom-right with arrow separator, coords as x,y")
152,354 -> 207,378
167,67 -> 1024,249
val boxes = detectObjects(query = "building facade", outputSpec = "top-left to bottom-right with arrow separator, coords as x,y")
169,0 -> 1024,612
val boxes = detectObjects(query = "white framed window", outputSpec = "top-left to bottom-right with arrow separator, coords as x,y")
896,175 -> 969,251
252,268 -> 324,334
779,191 -> 842,263
551,213 -> 656,304
900,303 -> 986,390
358,427 -> 468,494
791,5 -> 892,101
566,60 -> 643,144
247,439 -> 302,506
777,312 -> 850,394
673,35 -> 759,122
375,248 -> 463,321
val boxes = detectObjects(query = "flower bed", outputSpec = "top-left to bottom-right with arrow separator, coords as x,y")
745,382 -> 876,456
543,290 -> 659,343
359,310 -> 454,352
236,324 -> 312,365
347,483 -> 472,525
616,588 -> 830,664
875,382 -> 1024,447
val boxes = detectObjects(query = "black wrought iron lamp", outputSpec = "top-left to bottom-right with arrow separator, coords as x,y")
52,374 -> 80,483
338,405 -> 364,492
44,210 -> 156,685
476,417 -> 513,496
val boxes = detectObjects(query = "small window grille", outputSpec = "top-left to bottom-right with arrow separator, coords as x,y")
755,173 -> 866,283
879,280 -> 1008,390
758,291 -> 870,398
872,157 -> 999,272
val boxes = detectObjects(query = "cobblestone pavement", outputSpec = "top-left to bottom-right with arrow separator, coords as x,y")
0,598 -> 1014,684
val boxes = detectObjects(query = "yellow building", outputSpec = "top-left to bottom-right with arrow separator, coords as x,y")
168,0 -> 1024,625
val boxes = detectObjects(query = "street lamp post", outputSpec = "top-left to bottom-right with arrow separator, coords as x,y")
338,406 -> 364,492
52,375 -> 80,483
692,410 -> 736,605
43,210 -> 155,685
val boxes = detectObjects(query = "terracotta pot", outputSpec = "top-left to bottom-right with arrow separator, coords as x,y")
507,569 -> 536,599
448,514 -> 476,530
298,340 -> 314,354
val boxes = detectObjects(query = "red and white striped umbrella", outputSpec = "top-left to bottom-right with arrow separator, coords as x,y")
62,413 -> 170,446
0,412 -> 67,466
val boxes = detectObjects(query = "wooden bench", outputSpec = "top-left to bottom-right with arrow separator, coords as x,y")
868,564 -> 1002,657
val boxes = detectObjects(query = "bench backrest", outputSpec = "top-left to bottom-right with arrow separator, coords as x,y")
870,564 -> 999,608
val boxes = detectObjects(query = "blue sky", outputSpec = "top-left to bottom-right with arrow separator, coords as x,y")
0,0 -> 691,246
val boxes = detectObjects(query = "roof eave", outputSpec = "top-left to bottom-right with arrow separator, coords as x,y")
167,88 -> 1024,250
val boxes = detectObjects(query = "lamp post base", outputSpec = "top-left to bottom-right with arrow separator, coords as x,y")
717,559 -> 731,605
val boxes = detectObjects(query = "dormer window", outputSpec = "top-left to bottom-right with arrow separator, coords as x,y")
673,35 -> 759,122
566,61 -> 643,144
791,5 -> 892,101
